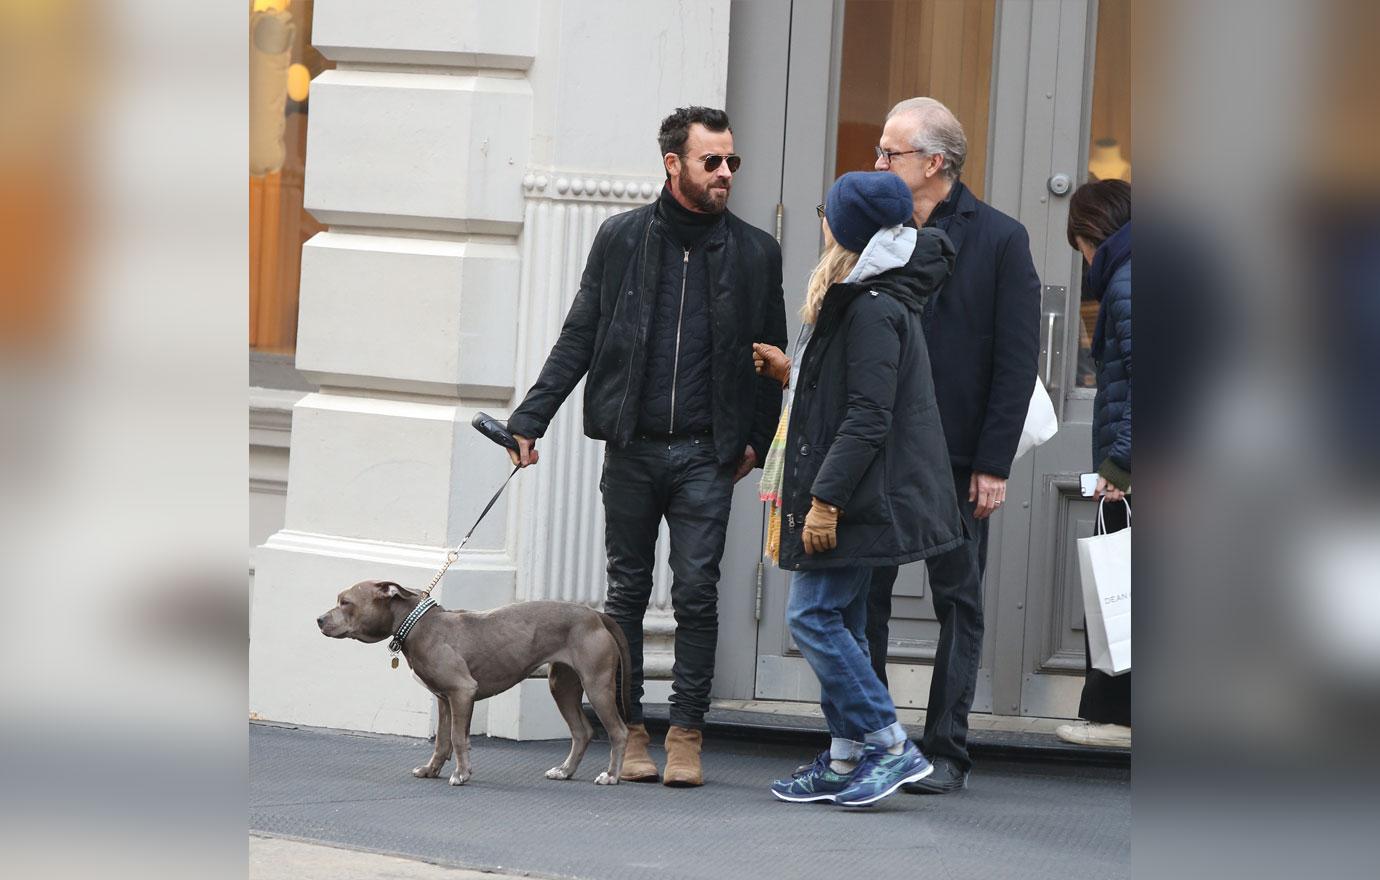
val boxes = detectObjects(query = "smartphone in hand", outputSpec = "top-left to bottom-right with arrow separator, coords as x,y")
1080,472 -> 1099,497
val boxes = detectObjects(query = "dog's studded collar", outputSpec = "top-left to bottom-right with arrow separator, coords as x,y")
388,597 -> 437,654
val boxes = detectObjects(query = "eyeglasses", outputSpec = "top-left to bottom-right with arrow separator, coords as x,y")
816,204 -> 826,219
874,146 -> 927,164
695,153 -> 742,173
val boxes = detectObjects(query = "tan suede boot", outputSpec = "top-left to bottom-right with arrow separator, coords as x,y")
619,723 -> 660,782
662,725 -> 704,787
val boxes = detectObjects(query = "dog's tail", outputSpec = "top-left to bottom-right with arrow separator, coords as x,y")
597,612 -> 632,724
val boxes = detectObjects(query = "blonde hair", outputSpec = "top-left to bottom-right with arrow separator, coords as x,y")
801,240 -> 859,324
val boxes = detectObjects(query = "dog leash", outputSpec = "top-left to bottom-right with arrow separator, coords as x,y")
420,463 -> 521,599
388,413 -> 523,669
388,464 -> 520,670
417,411 -> 525,599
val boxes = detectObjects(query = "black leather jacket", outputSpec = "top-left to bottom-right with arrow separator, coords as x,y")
508,199 -> 787,466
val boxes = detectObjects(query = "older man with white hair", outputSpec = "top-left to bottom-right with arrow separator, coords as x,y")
866,97 -> 1041,794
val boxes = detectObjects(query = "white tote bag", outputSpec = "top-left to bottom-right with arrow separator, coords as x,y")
1014,377 -> 1058,461
1077,498 -> 1132,675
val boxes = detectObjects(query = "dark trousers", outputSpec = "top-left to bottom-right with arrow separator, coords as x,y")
866,466 -> 987,772
1079,498 -> 1132,725
600,436 -> 734,730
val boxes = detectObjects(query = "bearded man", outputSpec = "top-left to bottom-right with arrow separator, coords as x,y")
506,107 -> 787,787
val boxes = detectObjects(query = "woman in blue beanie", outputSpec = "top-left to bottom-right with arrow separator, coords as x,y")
755,171 -> 964,806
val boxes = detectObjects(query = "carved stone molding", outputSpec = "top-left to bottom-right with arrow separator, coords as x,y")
522,171 -> 661,205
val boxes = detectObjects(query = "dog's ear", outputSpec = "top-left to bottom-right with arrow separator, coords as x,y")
376,581 -> 406,599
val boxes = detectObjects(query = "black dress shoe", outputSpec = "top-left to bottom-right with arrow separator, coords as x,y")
903,757 -> 968,794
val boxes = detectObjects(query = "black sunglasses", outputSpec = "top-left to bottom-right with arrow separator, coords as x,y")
695,153 -> 742,173
816,204 -> 826,218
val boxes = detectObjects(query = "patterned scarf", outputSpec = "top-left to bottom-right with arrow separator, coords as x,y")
758,324 -> 812,563
759,403 -> 791,563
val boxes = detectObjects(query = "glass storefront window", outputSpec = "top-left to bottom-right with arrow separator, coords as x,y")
249,0 -> 331,356
833,0 -> 996,199
1077,0 -> 1132,388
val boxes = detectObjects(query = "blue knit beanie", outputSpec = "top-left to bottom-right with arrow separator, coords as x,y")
824,171 -> 914,253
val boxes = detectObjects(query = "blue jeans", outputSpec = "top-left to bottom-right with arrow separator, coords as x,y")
787,567 -> 907,762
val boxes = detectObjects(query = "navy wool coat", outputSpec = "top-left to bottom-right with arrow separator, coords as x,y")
921,182 -> 1042,480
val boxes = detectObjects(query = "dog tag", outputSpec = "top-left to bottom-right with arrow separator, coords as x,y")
391,656 -> 399,669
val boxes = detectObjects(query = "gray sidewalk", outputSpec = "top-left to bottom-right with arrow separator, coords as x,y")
250,722 -> 1129,880
251,835 -> 531,880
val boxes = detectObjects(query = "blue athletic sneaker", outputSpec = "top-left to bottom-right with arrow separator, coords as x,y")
833,741 -> 933,807
769,751 -> 855,803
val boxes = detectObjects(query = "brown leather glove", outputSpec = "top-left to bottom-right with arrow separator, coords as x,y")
801,498 -> 840,555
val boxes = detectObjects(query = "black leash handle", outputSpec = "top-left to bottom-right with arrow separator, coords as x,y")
461,409 -> 526,548
472,412 -> 519,451
467,413 -> 522,540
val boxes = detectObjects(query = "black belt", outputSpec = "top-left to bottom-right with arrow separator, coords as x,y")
633,431 -> 713,444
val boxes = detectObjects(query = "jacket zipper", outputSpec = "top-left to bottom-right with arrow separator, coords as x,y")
614,219 -> 657,440
668,247 -> 690,434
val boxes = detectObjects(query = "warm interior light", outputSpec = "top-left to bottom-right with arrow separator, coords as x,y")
287,63 -> 310,103
251,0 -> 291,13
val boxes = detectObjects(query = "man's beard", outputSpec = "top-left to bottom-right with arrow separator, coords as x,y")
678,167 -> 730,214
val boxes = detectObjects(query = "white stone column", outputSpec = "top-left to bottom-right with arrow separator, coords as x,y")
250,0 -> 730,740
250,0 -> 537,738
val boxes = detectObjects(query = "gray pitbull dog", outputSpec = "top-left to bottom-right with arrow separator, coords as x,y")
317,579 -> 630,787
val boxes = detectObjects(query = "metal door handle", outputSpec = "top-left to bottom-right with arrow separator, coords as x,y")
1043,312 -> 1058,386
1039,285 -> 1068,416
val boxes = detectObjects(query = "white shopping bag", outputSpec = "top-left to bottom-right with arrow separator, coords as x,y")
1014,377 -> 1058,460
1077,498 -> 1131,675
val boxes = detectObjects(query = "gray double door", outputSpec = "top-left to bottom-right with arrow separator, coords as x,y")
711,0 -> 1111,720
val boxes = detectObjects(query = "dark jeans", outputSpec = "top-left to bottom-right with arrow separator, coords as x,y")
867,466 -> 987,772
600,436 -> 735,730
1079,497 -> 1131,726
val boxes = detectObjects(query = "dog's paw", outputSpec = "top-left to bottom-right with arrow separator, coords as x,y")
594,771 -> 619,786
448,770 -> 471,786
412,764 -> 442,778
544,766 -> 571,781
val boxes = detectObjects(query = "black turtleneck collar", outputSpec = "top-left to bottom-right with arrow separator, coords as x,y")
657,184 -> 722,247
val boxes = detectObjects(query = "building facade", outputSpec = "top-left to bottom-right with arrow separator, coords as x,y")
249,0 -> 1131,739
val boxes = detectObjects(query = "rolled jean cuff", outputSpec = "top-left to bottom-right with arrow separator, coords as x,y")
830,737 -> 865,762
668,713 -> 705,731
865,721 -> 907,750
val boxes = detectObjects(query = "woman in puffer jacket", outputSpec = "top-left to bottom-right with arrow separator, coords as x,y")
1057,178 -> 1132,749
753,171 -> 963,806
